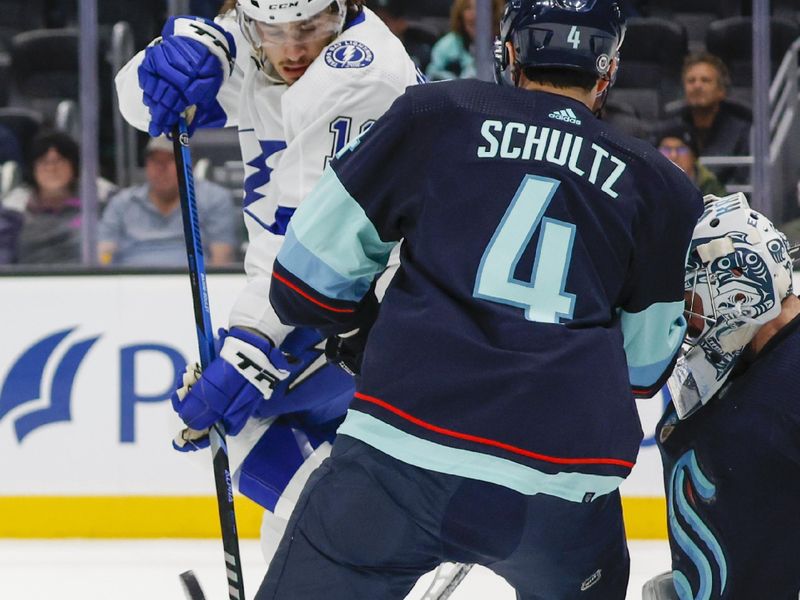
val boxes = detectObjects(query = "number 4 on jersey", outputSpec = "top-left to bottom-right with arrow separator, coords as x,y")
474,175 -> 576,324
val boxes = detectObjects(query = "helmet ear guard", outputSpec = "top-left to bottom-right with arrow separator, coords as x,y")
669,193 -> 795,419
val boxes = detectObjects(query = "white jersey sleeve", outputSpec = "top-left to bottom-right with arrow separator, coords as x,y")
229,8 -> 422,341
114,11 -> 247,132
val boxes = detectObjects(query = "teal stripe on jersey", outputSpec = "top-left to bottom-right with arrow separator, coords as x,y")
284,166 -> 396,284
620,301 -> 686,387
338,410 -> 625,502
279,227 -> 373,302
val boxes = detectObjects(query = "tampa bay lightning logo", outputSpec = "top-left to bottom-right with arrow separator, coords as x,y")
0,328 -> 99,442
324,40 -> 374,69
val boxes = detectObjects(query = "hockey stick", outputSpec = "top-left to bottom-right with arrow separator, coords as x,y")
420,563 -> 473,600
179,570 -> 207,600
174,116 -> 246,600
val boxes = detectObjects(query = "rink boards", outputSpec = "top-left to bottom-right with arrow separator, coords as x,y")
0,272 -> 751,540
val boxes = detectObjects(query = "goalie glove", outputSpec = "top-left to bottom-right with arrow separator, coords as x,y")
138,16 -> 236,137
171,327 -> 291,447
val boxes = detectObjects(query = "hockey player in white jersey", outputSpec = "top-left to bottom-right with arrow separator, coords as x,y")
115,0 -> 421,564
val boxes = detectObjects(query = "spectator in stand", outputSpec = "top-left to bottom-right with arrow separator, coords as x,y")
1,131 -> 117,265
668,52 -> 751,185
655,124 -> 727,197
98,136 -> 237,267
425,0 -> 504,81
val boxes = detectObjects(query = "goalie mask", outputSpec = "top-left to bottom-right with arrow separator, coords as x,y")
236,0 -> 346,83
668,193 -> 794,419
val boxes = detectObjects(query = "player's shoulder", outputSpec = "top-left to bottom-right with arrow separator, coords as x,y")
403,78 -> 497,114
322,8 -> 417,79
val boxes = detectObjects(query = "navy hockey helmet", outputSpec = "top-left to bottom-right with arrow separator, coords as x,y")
496,0 -> 626,85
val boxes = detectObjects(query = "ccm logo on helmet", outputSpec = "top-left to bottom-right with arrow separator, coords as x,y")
269,2 -> 299,8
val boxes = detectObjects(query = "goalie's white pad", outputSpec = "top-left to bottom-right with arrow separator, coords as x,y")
642,571 -> 679,600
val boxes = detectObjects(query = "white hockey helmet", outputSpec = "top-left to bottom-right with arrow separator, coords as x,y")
237,0 -> 346,25
236,0 -> 346,79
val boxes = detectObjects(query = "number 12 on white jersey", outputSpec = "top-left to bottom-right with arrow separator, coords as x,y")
473,175 -> 577,324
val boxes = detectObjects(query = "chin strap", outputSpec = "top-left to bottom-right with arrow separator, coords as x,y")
593,87 -> 610,118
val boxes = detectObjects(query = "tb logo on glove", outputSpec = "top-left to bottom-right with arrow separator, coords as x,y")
171,327 -> 290,451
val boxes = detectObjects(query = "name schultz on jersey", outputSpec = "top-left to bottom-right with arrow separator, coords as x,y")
477,119 -> 627,198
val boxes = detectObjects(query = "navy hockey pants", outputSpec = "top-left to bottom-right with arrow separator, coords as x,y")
255,436 -> 629,600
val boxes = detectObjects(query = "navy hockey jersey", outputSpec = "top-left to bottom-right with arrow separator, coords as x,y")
657,312 -> 800,598
270,80 -> 703,502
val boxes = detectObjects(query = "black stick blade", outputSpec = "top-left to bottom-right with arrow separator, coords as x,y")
179,570 -> 207,600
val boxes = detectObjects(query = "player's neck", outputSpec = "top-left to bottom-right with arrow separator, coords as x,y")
518,79 -> 597,110
749,295 -> 800,355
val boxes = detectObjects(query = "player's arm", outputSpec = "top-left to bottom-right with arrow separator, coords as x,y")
269,93 -> 417,336
270,166 -> 394,336
230,74 -> 413,342
114,13 -> 243,135
620,169 -> 704,398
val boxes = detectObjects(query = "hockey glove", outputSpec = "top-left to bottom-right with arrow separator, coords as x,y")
171,327 -> 291,451
325,328 -> 369,376
138,16 -> 235,137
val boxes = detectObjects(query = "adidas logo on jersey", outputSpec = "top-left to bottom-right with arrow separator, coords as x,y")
548,108 -> 582,125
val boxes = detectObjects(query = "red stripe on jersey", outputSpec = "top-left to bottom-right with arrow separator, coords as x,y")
272,271 -> 356,314
354,392 -> 636,469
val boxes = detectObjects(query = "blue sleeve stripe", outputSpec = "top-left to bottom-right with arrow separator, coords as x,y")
620,301 -> 686,386
338,410 -> 625,503
283,166 -> 396,281
278,227 -> 374,302
628,358 -> 678,388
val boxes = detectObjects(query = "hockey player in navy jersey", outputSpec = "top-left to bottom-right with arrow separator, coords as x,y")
114,0 -> 421,564
259,1 -> 704,598
643,194 -> 800,600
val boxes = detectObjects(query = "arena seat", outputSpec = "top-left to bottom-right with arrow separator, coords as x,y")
706,16 -> 800,86
0,107 -> 44,161
616,17 -> 688,108
9,29 -> 80,122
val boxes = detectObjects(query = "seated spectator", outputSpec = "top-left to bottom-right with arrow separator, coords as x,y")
99,136 -> 237,267
1,131 -> 117,265
655,124 -> 727,197
666,52 -> 751,185
425,0 -> 504,81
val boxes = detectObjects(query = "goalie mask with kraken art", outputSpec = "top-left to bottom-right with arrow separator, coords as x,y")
668,192 -> 794,419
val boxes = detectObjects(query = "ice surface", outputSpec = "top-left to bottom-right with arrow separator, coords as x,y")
0,539 -> 670,599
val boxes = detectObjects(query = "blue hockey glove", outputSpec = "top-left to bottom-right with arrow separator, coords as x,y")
138,16 -> 235,137
171,327 -> 291,451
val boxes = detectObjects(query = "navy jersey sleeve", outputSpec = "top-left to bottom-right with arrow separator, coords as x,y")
270,93 -> 417,336
619,162 -> 704,397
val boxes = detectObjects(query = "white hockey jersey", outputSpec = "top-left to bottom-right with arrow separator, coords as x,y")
115,8 -> 421,343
